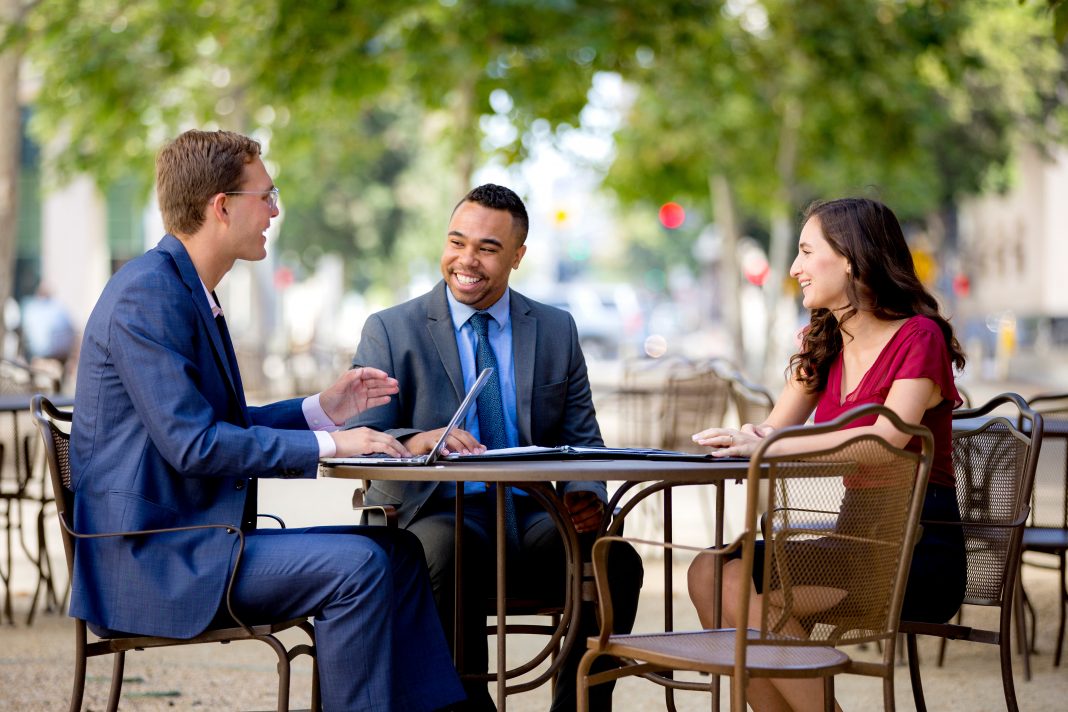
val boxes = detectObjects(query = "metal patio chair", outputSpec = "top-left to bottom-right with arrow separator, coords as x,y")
902,392 -> 1043,712
579,403 -> 934,712
1018,393 -> 1068,668
32,395 -> 320,712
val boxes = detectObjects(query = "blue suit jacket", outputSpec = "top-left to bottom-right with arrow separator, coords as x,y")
70,235 -> 320,638
348,282 -> 605,528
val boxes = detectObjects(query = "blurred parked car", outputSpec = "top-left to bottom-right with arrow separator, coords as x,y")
521,282 -> 646,361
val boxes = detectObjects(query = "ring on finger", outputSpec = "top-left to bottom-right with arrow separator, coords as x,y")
729,434 -> 734,446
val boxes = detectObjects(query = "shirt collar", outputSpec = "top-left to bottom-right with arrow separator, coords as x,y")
445,287 -> 510,332
200,280 -> 223,318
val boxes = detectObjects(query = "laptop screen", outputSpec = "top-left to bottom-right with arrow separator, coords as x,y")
423,367 -> 494,464
320,367 -> 494,465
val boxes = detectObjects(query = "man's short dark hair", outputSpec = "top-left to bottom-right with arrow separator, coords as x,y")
454,184 -> 529,245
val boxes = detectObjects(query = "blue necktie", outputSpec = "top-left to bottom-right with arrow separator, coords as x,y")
469,312 -> 520,554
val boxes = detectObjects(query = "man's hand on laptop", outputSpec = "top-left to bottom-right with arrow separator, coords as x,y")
330,428 -> 412,458
564,491 -> 605,534
404,428 -> 486,456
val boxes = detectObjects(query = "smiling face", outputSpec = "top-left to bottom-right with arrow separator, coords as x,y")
222,157 -> 278,263
440,201 -> 527,310
790,216 -> 852,311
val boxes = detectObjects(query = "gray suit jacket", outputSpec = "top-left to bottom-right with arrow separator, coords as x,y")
348,281 -> 604,527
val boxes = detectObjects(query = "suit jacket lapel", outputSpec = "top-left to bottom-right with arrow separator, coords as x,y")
428,282 -> 465,404
158,235 -> 247,422
510,291 -> 536,444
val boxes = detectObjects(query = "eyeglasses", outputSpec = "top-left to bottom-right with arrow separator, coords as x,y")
224,187 -> 280,210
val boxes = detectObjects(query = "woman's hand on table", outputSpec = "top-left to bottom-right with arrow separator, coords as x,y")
691,422 -> 775,458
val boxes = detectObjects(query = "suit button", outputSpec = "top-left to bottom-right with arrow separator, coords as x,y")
235,480 -> 245,490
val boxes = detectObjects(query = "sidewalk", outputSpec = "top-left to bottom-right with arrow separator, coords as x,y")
1,560 -> 1065,710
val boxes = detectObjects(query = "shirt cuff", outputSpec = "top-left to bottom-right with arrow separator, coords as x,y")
303,393 -> 340,431
314,431 -> 337,458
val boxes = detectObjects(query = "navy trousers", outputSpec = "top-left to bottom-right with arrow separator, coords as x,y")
229,525 -> 465,712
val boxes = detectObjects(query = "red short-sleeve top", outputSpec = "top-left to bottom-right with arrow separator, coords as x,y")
813,315 -> 962,488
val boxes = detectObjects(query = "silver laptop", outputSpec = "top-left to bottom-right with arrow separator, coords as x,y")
322,367 -> 493,466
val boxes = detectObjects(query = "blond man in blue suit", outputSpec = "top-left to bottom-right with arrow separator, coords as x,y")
71,129 -> 464,711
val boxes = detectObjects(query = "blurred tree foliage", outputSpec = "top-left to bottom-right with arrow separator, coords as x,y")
2,0 -> 1065,304
593,0 -> 1066,370
5,0 -> 651,290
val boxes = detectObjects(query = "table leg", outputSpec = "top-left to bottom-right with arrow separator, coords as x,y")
454,489 -> 465,667
710,480 -> 726,711
496,485 -> 507,710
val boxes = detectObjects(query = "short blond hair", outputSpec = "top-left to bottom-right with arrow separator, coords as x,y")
156,130 -> 261,235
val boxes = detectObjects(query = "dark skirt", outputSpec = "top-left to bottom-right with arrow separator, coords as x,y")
738,483 -> 967,625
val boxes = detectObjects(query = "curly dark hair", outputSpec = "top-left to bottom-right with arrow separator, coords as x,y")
453,184 -> 530,245
788,198 -> 966,393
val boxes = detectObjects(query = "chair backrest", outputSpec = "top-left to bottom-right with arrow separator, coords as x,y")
1025,392 -> 1068,529
660,358 -> 732,452
30,394 -> 76,580
743,403 -> 933,653
950,393 -> 1043,607
726,372 -> 775,427
1,358 -> 61,395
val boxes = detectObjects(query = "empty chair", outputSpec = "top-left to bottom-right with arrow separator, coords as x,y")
1019,392 -> 1068,668
901,392 -> 1043,712
725,370 -> 775,428
579,403 -> 934,712
32,395 -> 320,712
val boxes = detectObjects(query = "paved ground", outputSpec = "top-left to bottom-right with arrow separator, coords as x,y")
1,559 -> 1065,711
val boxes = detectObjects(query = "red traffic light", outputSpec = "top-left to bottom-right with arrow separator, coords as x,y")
658,202 -> 685,229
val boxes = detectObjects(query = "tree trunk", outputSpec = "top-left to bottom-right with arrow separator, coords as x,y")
0,0 -> 23,350
452,77 -> 478,195
762,97 -> 802,382
709,173 -> 742,367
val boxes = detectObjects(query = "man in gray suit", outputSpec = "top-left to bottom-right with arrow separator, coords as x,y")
348,184 -> 642,712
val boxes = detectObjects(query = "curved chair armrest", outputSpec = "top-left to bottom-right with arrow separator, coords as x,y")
257,513 -> 286,528
352,486 -> 398,528
61,518 -> 257,635
588,534 -> 744,651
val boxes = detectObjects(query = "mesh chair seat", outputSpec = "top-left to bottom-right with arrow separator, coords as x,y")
598,629 -> 850,675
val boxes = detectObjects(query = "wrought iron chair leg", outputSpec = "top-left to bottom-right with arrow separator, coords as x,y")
1000,606 -> 1021,712
3,499 -> 14,625
258,634 -> 292,712
1024,584 -> 1038,654
71,620 -> 88,712
106,651 -> 126,712
936,609 -> 961,667
576,648 -> 598,712
906,633 -> 928,712
1014,578 -> 1031,681
1057,551 -> 1067,667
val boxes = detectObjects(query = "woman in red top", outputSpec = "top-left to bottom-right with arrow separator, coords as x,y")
689,197 -> 967,712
